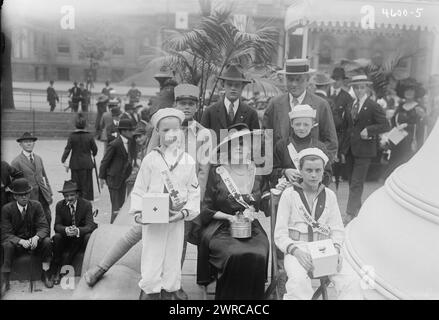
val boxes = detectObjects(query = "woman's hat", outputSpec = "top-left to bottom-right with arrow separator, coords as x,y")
289,104 -> 316,120
150,108 -> 185,128
214,123 -> 264,155
118,119 -> 135,131
348,74 -> 373,86
396,78 -> 426,99
133,127 -> 147,138
16,132 -> 38,142
58,180 -> 80,193
277,59 -> 316,75
331,67 -> 348,80
218,65 -> 252,84
8,178 -> 32,194
298,147 -> 329,166
310,73 -> 335,86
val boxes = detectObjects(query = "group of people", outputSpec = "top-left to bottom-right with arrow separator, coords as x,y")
3,56 -> 436,300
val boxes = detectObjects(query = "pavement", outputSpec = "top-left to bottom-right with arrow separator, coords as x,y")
1,138 -> 383,300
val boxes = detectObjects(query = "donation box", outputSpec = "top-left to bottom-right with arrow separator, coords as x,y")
141,193 -> 169,223
308,239 -> 338,278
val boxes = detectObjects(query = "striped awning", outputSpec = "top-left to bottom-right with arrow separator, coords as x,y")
285,0 -> 439,32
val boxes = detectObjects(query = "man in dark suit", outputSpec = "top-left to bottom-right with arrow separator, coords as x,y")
121,103 -> 139,127
99,119 -> 136,223
51,181 -> 97,284
343,75 -> 389,224
263,59 -> 338,162
1,178 -> 54,296
1,161 -> 23,208
201,64 -> 260,145
47,80 -> 59,112
68,81 -> 82,113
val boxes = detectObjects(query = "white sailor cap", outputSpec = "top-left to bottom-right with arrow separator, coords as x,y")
297,147 -> 329,166
151,108 -> 185,128
288,104 -> 316,120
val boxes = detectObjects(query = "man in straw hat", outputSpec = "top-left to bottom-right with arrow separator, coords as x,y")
343,74 -> 388,225
132,108 -> 200,299
201,64 -> 260,145
51,180 -> 96,285
1,178 -> 54,296
274,148 -> 363,300
263,59 -> 338,161
11,132 -> 53,226
99,118 -> 136,223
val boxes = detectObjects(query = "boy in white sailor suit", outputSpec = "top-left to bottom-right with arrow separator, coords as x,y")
274,147 -> 363,300
130,108 -> 200,300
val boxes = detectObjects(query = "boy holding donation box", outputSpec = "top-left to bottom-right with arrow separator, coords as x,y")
130,108 -> 200,300
274,147 -> 363,300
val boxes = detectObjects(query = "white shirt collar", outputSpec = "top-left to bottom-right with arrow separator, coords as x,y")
354,94 -> 368,112
16,202 -> 27,213
22,150 -> 34,158
224,97 -> 239,114
289,90 -> 307,107
332,87 -> 341,96
67,200 -> 77,210
120,135 -> 128,144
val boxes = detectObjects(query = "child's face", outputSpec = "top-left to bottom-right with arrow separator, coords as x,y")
300,158 -> 324,188
175,98 -> 197,120
291,118 -> 313,138
157,117 -> 182,147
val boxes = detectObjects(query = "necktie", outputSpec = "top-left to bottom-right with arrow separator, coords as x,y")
228,103 -> 235,123
29,154 -> 34,165
352,101 -> 360,120
69,204 -> 76,226
291,97 -> 299,108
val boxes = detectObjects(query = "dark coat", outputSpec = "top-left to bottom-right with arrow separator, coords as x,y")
330,89 -> 354,155
99,136 -> 136,189
1,200 -> 49,244
1,161 -> 23,207
346,97 -> 389,158
120,112 -> 138,127
201,98 -> 260,144
263,91 -> 338,161
54,198 -> 97,237
61,130 -> 98,170
47,86 -> 59,103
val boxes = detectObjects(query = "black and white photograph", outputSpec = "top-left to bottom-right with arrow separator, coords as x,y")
1,0 -> 439,309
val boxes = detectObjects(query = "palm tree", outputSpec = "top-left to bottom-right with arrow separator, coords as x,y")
139,4 -> 280,115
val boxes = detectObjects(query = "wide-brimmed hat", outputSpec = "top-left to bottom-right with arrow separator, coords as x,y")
58,180 -> 80,193
150,108 -> 185,128
310,72 -> 335,86
289,104 -> 316,120
277,59 -> 316,75
214,123 -> 264,155
396,78 -> 426,99
118,119 -> 135,131
175,84 -> 199,101
8,178 -> 32,194
17,132 -> 38,143
218,65 -> 251,84
331,67 -> 349,80
348,74 -> 373,86
108,98 -> 120,107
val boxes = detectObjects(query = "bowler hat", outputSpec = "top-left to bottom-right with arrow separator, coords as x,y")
58,180 -> 80,193
118,119 -> 135,130
218,65 -> 251,84
331,67 -> 348,80
277,59 -> 316,75
310,72 -> 335,86
8,178 -> 32,195
17,132 -> 38,143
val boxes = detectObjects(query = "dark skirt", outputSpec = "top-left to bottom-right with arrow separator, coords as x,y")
207,220 -> 269,300
71,169 -> 94,201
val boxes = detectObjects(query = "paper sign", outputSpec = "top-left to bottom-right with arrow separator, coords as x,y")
387,127 -> 408,145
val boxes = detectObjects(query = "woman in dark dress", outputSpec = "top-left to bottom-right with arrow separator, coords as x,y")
384,79 -> 426,179
196,123 -> 269,300
271,104 -> 332,188
61,113 -> 98,200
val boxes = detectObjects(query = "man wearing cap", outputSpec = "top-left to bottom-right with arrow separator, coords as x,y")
127,82 -> 142,105
343,75 -> 388,224
201,64 -> 260,145
121,103 -> 139,127
274,148 -> 362,300
51,180 -> 97,284
11,132 -> 53,226
99,119 -> 136,223
100,99 -> 122,151
47,80 -> 59,112
263,59 -> 338,161
1,178 -> 54,296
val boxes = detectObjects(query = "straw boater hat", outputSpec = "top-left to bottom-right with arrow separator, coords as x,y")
348,74 -> 373,86
58,180 -> 80,193
8,178 -> 32,194
150,108 -> 185,128
16,132 -> 38,143
218,65 -> 252,84
174,84 -> 199,101
310,73 -> 335,86
289,104 -> 316,120
277,58 -> 316,75
298,147 -> 329,166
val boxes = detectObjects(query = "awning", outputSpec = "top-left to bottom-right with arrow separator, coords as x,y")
285,0 -> 439,32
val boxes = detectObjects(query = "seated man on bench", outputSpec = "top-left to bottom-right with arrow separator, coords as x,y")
1,178 -> 54,297
274,148 -> 363,300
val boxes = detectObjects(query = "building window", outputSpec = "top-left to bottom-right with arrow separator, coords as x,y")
111,69 -> 125,82
57,67 -> 70,81
57,39 -> 70,54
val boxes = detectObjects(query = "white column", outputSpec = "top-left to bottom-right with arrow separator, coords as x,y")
301,25 -> 309,59
431,30 -> 439,75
